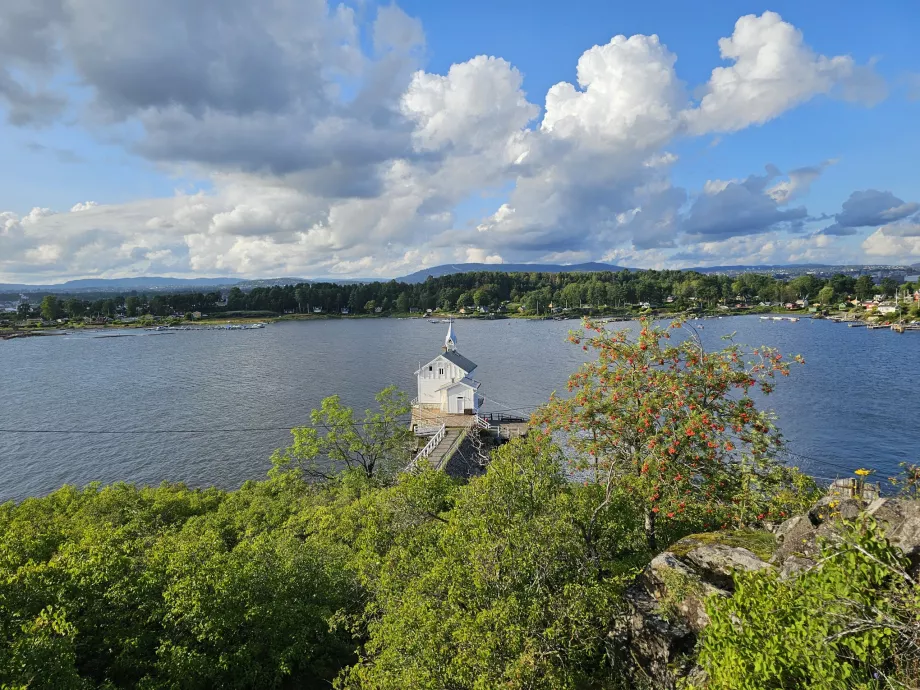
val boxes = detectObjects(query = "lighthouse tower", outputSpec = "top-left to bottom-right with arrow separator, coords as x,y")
412,320 -> 482,428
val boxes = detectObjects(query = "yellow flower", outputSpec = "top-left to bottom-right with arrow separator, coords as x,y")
855,468 -> 872,477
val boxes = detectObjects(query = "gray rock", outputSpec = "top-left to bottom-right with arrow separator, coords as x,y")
772,515 -> 816,565
808,496 -> 863,526
644,552 -> 725,631
779,555 -> 816,579
610,584 -> 697,689
776,514 -> 813,542
865,498 -> 920,568
683,544 -> 774,591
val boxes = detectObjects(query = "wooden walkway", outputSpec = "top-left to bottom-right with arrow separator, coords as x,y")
426,428 -> 466,470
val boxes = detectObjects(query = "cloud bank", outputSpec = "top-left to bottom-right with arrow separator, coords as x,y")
0,4 -> 907,281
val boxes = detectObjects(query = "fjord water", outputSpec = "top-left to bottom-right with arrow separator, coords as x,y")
0,316 -> 916,502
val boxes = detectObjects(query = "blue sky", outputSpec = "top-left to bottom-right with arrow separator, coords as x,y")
405,0 -> 919,219
1,1 -> 918,282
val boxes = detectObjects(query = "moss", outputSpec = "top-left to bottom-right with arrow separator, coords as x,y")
669,530 -> 776,561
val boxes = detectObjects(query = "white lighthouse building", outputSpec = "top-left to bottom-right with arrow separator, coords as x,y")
412,321 -> 482,428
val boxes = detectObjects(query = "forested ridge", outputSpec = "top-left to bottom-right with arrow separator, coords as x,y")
2,319 -> 918,689
6,268 -> 911,320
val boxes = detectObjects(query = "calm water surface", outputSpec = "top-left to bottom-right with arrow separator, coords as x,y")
1,316 -> 917,502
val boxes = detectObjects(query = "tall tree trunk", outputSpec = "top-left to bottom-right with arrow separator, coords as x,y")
644,509 -> 657,553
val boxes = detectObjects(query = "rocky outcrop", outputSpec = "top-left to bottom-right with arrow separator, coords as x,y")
609,496 -> 920,688
865,498 -> 920,573
609,530 -> 776,688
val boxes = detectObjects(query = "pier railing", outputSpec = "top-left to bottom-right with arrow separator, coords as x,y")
480,411 -> 528,425
408,423 -> 445,470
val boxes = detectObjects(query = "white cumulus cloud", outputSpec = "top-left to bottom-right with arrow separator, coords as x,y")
0,5 -> 900,282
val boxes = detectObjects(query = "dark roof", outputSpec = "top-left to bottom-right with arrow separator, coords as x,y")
442,350 -> 477,372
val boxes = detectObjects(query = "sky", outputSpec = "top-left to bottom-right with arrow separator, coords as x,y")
1,0 -> 919,283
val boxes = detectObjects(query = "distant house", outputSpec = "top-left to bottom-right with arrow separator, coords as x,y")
374,306 -> 383,313
785,302 -> 796,310
459,307 -> 467,314
878,305 -> 897,314
313,307 -> 323,313
665,296 -> 675,303
410,307 -> 420,313
191,311 -> 202,319
341,307 -> 349,315
478,306 -> 489,313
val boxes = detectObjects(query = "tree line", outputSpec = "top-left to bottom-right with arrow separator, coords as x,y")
7,269 -> 914,322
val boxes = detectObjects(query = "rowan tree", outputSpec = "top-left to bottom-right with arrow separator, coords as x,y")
534,317 -> 809,552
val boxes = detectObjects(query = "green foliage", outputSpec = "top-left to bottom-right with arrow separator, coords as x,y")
695,516 -> 920,689
341,437 -> 642,689
11,267 -> 883,322
535,317 -> 813,552
0,374 -> 846,689
0,480 -> 358,688
271,385 -> 412,482
39,295 -> 60,321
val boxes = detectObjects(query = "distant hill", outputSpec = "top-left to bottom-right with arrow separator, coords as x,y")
0,277 -> 246,293
4,262 -> 915,295
396,262 -> 629,283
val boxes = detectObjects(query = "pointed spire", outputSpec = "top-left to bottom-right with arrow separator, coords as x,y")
444,318 -> 458,352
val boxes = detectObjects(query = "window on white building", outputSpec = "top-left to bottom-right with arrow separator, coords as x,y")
439,368 -> 444,375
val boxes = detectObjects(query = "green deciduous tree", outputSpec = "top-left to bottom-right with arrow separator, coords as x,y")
534,318 -> 813,552
39,295 -> 60,321
0,480 -> 358,689
272,386 -> 413,482
855,275 -> 876,300
341,438 -> 641,690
